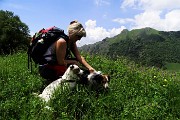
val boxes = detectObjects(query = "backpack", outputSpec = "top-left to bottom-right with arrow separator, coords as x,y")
27,26 -> 69,71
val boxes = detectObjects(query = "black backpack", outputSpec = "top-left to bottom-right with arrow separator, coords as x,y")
27,26 -> 69,71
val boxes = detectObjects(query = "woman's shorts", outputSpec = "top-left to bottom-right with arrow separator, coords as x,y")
39,64 -> 67,80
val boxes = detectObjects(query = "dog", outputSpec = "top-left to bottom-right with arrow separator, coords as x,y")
38,64 -> 83,102
88,71 -> 110,90
79,70 -> 110,92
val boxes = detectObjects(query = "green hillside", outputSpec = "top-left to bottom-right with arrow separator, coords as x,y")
0,53 -> 180,119
79,28 -> 180,69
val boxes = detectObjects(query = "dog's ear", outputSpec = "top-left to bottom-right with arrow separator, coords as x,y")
102,75 -> 110,82
70,65 -> 74,70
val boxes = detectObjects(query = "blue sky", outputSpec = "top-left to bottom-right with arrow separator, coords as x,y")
1,0 -> 180,46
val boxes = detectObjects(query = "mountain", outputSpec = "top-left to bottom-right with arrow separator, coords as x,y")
79,27 -> 180,68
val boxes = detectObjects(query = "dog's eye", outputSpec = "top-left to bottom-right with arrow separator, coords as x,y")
102,80 -> 107,84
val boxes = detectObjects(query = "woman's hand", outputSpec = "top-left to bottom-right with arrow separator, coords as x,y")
88,68 -> 95,73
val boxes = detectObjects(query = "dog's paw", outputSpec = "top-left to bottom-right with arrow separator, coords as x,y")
32,92 -> 39,96
44,105 -> 52,110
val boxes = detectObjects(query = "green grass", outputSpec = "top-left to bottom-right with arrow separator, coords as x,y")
0,52 -> 180,120
165,63 -> 180,72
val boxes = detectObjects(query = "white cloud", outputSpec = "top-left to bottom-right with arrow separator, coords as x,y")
163,9 -> 180,31
121,0 -> 180,11
94,0 -> 110,6
132,10 -> 162,29
121,0 -> 138,9
129,9 -> 180,31
77,20 -> 126,46
113,18 -> 134,24
118,0 -> 180,31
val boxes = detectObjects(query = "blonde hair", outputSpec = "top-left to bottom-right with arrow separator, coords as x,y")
68,20 -> 86,37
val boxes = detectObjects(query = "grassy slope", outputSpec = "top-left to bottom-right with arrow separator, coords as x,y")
165,63 -> 180,72
0,53 -> 180,120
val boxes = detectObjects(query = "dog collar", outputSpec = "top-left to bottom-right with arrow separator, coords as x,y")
65,79 -> 76,82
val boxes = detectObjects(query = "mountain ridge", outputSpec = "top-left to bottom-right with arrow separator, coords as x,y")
79,27 -> 180,68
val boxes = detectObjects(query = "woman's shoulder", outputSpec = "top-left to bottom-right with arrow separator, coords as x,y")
55,38 -> 67,48
56,38 -> 67,44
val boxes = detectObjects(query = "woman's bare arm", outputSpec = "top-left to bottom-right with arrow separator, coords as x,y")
71,43 -> 95,72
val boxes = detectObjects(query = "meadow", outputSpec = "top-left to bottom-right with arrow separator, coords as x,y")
0,52 -> 180,120
165,63 -> 180,72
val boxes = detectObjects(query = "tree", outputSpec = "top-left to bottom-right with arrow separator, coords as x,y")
0,10 -> 30,54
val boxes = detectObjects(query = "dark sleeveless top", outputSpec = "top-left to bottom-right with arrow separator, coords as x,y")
43,36 -> 72,65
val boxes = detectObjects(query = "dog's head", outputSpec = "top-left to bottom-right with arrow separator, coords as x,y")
88,71 -> 110,90
62,64 -> 83,80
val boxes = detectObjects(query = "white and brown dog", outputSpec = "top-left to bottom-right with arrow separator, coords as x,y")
79,70 -> 110,92
88,71 -> 110,90
39,64 -> 83,102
